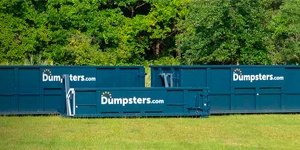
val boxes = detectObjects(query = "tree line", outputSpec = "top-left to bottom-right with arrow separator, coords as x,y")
0,0 -> 299,66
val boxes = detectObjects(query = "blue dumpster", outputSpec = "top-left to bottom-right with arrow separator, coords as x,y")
151,65 -> 300,114
0,66 -> 145,115
62,75 -> 210,118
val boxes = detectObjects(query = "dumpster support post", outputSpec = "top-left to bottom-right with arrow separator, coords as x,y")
62,75 -> 76,117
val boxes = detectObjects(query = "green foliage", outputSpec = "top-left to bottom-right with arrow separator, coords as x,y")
177,0 -> 271,65
0,0 -> 300,65
0,0 -> 50,64
269,0 -> 300,64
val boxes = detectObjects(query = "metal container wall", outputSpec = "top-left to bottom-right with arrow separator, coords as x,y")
0,66 -> 145,114
151,65 -> 300,114
67,87 -> 210,118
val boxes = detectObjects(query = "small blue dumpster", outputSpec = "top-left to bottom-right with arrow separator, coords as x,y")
62,75 -> 210,118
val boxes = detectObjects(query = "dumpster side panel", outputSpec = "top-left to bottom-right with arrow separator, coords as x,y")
19,68 -> 40,94
150,65 -> 300,114
0,68 -> 15,112
72,87 -> 209,117
0,68 -> 14,94
210,68 -> 231,93
231,66 -> 285,113
284,68 -> 300,93
283,67 -> 300,111
96,66 -> 145,87
96,68 -> 116,87
181,68 -> 206,87
0,66 -> 145,115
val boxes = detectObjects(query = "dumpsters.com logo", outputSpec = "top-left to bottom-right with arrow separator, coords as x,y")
233,68 -> 284,82
101,91 -> 164,106
42,69 -> 96,82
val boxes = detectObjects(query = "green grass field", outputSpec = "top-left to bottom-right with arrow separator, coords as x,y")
1,114 -> 300,150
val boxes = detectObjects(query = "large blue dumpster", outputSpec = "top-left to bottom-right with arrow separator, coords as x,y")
62,75 -> 210,118
0,66 -> 145,115
151,65 -> 300,114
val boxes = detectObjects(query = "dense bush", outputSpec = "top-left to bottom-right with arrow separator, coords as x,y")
0,0 -> 299,65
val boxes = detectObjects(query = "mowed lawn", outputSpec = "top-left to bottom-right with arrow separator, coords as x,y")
1,114 -> 300,150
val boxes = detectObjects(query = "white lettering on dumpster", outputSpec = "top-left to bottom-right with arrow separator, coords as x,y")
42,69 -> 96,82
101,91 -> 164,106
233,68 -> 284,82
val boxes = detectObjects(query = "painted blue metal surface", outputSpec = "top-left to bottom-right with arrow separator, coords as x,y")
67,87 -> 210,118
0,66 -> 145,114
151,65 -> 300,114
62,74 -> 210,118
3,64 -> 299,116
